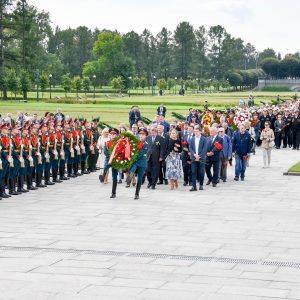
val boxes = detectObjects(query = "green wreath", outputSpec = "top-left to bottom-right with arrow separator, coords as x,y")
109,132 -> 139,170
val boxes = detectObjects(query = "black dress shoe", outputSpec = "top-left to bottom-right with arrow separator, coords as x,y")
212,183 -> 217,187
241,177 -> 245,181
223,179 -> 227,182
189,182 -> 192,186
183,182 -> 188,186
234,177 -> 239,181
151,185 -> 156,190
199,186 -> 204,190
147,183 -> 151,188
164,180 -> 168,185
134,195 -> 139,200
110,194 -> 116,198
189,187 -> 197,192
206,180 -> 211,186
45,181 -> 55,186
157,182 -> 163,185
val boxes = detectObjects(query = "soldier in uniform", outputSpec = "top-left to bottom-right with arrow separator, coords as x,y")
88,119 -> 99,172
57,121 -> 69,181
102,128 -> 119,198
64,120 -> 75,178
0,124 -> 12,198
31,123 -> 45,188
22,125 -> 37,191
126,128 -> 149,200
40,123 -> 54,185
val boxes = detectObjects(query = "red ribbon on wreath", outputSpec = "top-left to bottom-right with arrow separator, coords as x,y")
109,136 -> 131,164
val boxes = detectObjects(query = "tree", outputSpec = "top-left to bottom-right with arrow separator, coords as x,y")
280,56 -> 300,78
140,76 -> 146,94
157,27 -> 172,79
82,76 -> 91,96
0,70 -> 8,100
194,26 -> 208,79
61,73 -> 72,97
174,22 -> 195,79
258,48 -> 276,64
157,78 -> 167,90
73,76 -> 82,99
167,78 -> 175,92
260,58 -> 280,78
40,74 -> 49,99
208,25 -> 232,79
7,69 -> 19,100
19,69 -> 31,100
132,76 -> 140,91
227,72 -> 243,90
111,76 -> 124,92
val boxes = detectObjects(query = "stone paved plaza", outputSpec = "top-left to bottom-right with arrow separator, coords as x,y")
0,148 -> 299,300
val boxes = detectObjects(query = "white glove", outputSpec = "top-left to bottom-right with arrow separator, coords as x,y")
29,157 -> 33,162
37,152 -> 41,157
45,153 -> 50,158
21,144 -> 24,149
75,146 -> 80,151
19,157 -> 24,163
29,145 -> 32,150
53,150 -> 58,155
81,145 -> 85,150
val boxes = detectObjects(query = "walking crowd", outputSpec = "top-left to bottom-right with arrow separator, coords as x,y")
103,100 -> 300,199
0,97 -> 299,200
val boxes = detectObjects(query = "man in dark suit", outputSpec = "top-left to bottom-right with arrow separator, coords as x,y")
157,104 -> 167,117
189,125 -> 208,191
205,127 -> 223,187
146,127 -> 164,189
182,125 -> 194,186
129,106 -> 141,127
157,124 -> 169,185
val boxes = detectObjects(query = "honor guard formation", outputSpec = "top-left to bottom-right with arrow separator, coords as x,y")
0,111 -> 100,200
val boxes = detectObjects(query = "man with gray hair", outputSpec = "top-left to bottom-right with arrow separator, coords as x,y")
205,127 -> 223,187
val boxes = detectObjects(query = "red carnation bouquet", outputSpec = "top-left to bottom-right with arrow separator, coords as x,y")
212,141 -> 223,153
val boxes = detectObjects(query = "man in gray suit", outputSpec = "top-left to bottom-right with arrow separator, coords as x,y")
189,126 -> 208,191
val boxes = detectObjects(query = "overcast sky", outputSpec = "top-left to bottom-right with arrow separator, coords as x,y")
31,0 -> 299,56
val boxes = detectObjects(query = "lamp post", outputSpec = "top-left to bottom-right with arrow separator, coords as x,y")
196,78 -> 199,93
49,74 -> 52,99
174,77 -> 177,95
151,73 -> 156,96
93,74 -> 96,98
128,76 -> 132,97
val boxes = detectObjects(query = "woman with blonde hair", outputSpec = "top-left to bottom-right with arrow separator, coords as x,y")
165,129 -> 182,189
260,121 -> 275,168
97,127 -> 110,183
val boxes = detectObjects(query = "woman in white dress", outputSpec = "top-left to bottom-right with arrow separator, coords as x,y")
97,128 -> 110,183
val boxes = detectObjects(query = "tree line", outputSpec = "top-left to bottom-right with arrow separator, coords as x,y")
1,0 -> 300,100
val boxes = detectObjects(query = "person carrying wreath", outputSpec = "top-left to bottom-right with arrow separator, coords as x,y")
126,128 -> 149,199
100,128 -> 119,198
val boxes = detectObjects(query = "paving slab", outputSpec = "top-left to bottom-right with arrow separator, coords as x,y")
0,147 -> 299,299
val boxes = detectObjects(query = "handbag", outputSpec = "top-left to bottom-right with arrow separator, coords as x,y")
269,141 -> 275,148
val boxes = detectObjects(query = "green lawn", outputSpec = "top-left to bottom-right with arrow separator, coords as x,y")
0,91 -> 296,126
288,162 -> 300,173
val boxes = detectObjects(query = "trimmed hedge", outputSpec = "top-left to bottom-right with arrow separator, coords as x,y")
262,86 -> 290,92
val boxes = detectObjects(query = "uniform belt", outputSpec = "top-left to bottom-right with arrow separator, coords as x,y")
14,150 -> 20,152
3,150 -> 8,152
32,147 -> 37,150
65,143 -> 70,145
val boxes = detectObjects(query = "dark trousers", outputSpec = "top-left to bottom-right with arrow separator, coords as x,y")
275,132 -> 282,148
283,128 -> 292,147
146,159 -> 160,186
182,160 -> 192,183
292,130 -> 300,149
205,158 -> 219,184
191,161 -> 205,188
158,160 -> 166,183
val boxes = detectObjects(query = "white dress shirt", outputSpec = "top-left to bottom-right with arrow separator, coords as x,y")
194,136 -> 200,155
